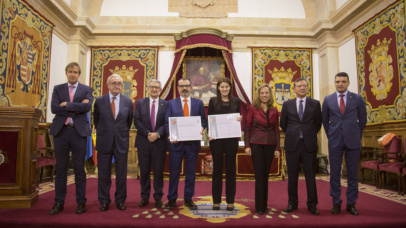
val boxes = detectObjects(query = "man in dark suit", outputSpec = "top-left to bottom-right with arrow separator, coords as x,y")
164,78 -> 207,210
322,72 -> 367,216
280,78 -> 322,215
49,62 -> 93,215
134,79 -> 168,208
93,74 -> 133,211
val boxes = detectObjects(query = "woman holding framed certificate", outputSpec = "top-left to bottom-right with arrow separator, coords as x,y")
208,77 -> 241,211
244,84 -> 281,215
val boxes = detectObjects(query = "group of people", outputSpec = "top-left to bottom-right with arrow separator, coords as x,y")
48,62 -> 367,217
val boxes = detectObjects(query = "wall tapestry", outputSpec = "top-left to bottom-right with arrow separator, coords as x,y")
0,0 -> 54,122
90,46 -> 159,105
251,47 -> 313,112
355,0 -> 406,125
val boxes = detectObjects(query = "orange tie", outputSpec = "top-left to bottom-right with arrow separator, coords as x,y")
111,96 -> 116,119
183,98 -> 189,117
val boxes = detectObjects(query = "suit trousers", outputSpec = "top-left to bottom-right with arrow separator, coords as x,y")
54,126 -> 87,205
167,142 -> 198,201
210,138 -> 238,204
97,139 -> 128,205
137,146 -> 166,201
251,143 -> 276,212
329,137 -> 360,205
285,139 -> 318,208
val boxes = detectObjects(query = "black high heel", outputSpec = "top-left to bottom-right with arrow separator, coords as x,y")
226,204 -> 234,211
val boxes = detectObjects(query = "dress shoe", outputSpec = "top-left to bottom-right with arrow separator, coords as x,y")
184,199 -> 198,210
100,203 -> 109,211
165,199 -> 176,209
213,204 -> 220,210
283,204 -> 298,213
76,203 -> 86,214
256,210 -> 264,215
49,203 -> 64,215
116,202 -> 126,210
308,206 -> 320,215
155,200 -> 163,208
346,204 -> 359,215
139,199 -> 149,207
331,204 -> 341,215
226,204 -> 234,211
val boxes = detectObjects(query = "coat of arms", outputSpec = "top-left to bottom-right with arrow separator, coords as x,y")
268,67 -> 296,109
367,38 -> 394,101
16,38 -> 38,93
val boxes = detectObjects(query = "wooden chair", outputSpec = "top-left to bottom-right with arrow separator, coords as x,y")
36,129 -> 56,185
378,137 -> 404,193
360,147 -> 382,188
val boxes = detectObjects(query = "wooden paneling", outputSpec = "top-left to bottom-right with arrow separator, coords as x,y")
0,107 -> 41,208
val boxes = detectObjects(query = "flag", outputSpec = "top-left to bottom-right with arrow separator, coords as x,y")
92,132 -> 97,167
91,130 -> 114,165
85,112 -> 93,161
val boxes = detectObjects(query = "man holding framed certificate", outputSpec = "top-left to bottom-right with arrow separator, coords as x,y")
164,78 -> 207,210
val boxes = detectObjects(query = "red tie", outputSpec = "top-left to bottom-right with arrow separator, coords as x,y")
111,96 -> 116,119
339,94 -> 345,115
183,98 -> 189,117
65,86 -> 74,125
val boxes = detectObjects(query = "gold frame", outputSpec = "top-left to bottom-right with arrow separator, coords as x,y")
182,57 -> 225,106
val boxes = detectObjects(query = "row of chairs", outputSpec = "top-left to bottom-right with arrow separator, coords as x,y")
360,137 -> 406,195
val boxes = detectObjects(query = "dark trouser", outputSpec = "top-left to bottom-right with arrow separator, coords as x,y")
210,138 -> 238,204
251,144 -> 276,213
167,143 -> 198,201
97,140 -> 128,205
286,139 -> 318,208
329,137 -> 360,205
137,146 -> 166,201
54,126 -> 87,205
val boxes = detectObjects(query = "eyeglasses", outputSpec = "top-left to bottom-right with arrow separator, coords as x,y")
149,86 -> 161,90
109,82 -> 123,87
178,85 -> 191,88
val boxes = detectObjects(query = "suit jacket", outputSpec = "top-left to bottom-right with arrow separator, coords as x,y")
165,97 -> 207,152
280,97 -> 322,152
244,105 -> 280,150
322,91 -> 367,149
50,83 -> 93,137
134,97 -> 168,151
93,93 -> 133,154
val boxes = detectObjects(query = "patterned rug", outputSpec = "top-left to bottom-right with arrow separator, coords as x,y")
2,175 -> 406,227
37,174 -> 406,205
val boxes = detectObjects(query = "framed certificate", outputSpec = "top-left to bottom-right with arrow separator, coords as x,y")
169,116 -> 202,141
208,113 -> 241,139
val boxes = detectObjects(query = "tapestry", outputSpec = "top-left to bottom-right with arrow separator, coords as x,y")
355,0 -> 406,125
251,47 -> 313,112
90,46 -> 159,105
0,0 -> 54,122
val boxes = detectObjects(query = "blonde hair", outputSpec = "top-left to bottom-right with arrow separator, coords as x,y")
253,83 -> 274,109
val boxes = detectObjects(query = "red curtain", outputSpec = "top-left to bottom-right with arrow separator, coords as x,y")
161,33 -> 250,125
162,34 -> 249,104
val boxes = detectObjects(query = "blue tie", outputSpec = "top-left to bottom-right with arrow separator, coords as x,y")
299,100 -> 303,138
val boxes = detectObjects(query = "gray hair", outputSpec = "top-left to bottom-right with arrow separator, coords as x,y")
107,74 -> 123,84
148,79 -> 162,87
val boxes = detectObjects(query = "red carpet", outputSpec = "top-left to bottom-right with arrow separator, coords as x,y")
0,176 -> 406,227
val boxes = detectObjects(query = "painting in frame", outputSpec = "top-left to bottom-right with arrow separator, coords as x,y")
182,57 -> 225,105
